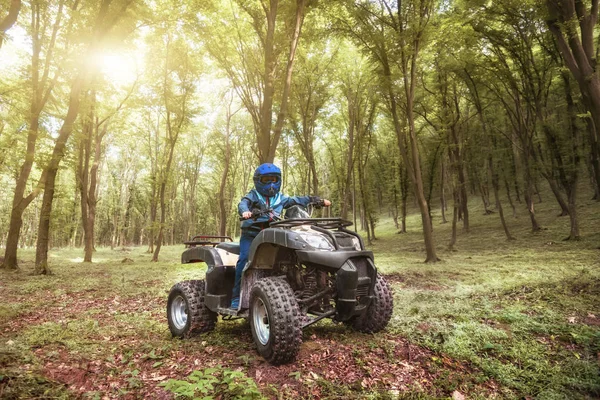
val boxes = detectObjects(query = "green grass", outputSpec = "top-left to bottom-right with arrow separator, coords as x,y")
0,193 -> 599,399
369,194 -> 600,399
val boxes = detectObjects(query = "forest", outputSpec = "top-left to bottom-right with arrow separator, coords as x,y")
1,0 -> 599,399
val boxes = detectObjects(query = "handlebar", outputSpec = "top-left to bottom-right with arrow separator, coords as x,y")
313,199 -> 328,209
238,200 -> 328,221
239,208 -> 278,221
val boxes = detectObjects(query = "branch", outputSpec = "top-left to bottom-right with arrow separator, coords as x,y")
0,0 -> 21,40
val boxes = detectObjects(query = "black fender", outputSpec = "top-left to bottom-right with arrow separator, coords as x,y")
247,228 -> 309,269
182,247 -> 223,267
181,246 -> 239,311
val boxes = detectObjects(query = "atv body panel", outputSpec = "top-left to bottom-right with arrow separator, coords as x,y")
245,226 -> 377,321
181,244 -> 239,310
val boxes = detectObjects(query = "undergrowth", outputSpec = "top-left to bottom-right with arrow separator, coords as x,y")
0,193 -> 598,398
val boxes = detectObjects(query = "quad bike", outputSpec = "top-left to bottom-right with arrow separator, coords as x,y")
166,204 -> 393,365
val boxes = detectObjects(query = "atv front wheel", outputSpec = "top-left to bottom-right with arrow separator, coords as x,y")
351,275 -> 393,333
249,277 -> 303,365
167,280 -> 216,337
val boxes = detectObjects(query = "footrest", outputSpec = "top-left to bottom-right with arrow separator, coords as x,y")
217,308 -> 248,318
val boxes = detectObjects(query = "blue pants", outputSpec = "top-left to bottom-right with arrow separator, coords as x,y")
232,229 -> 258,301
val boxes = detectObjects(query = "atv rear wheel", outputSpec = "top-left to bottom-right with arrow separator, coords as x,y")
351,275 -> 393,333
167,280 -> 216,337
249,277 -> 303,365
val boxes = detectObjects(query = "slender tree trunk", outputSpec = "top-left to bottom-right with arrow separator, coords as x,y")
586,118 -> 600,200
440,158 -> 448,223
341,92 -> 356,220
78,112 -> 92,260
218,100 -> 235,236
448,190 -> 458,251
84,122 -> 104,260
504,175 -> 517,217
489,156 -> 515,240
524,172 -> 541,232
35,74 -> 86,274
153,33 -> 187,261
391,188 -> 399,229
534,180 -> 543,203
457,151 -> 469,231
544,174 -> 569,216
35,173 -> 56,275
565,181 -> 580,240
152,181 -> 168,262
562,72 -> 582,239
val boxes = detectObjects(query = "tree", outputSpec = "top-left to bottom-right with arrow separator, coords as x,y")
201,0 -> 311,163
288,40 -> 337,196
340,0 -> 441,262
217,91 -> 241,236
77,79 -> 135,262
3,0 -> 69,270
151,29 -> 198,262
546,0 -> 600,200
35,0 -> 136,274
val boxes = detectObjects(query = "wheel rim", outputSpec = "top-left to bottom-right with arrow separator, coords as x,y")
171,295 -> 188,330
252,297 -> 270,345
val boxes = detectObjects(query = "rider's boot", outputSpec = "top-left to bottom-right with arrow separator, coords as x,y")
230,297 -> 239,310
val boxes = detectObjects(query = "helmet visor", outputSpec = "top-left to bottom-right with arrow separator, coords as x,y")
259,175 -> 280,184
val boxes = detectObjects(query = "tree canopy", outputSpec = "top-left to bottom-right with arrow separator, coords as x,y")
1,0 -> 599,268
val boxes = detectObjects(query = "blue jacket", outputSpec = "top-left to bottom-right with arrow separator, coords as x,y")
238,189 -> 317,230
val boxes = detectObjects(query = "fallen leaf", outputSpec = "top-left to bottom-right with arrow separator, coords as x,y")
452,390 -> 465,400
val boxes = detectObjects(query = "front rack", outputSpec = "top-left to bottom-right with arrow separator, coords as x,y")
270,217 -> 352,230
270,218 -> 364,250
184,235 -> 233,248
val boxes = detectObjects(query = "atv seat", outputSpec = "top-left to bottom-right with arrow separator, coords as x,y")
216,242 -> 240,255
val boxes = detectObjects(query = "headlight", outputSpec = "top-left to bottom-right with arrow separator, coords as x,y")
351,237 -> 362,250
297,232 -> 334,250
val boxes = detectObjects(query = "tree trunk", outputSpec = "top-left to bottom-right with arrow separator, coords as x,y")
544,174 -> 569,216
400,164 -> 408,233
0,0 -> 21,49
152,33 -> 187,261
34,172 -> 56,275
35,74 -> 86,274
489,155 -> 515,240
391,188 -> 399,229
547,1 -> 600,200
218,99 -> 236,236
448,191 -> 458,251
524,176 -> 541,232
562,72 -> 582,239
440,158 -> 448,223
504,175 -> 517,217
2,0 -> 63,269
565,180 -> 580,240
341,90 -> 356,220
152,181 -> 168,262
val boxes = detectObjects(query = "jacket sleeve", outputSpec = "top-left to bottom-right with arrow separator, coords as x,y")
238,192 -> 254,215
282,195 -> 320,208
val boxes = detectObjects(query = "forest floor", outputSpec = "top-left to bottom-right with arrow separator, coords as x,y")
1,195 -> 599,399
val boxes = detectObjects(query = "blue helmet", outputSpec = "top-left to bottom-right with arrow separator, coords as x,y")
253,163 -> 281,197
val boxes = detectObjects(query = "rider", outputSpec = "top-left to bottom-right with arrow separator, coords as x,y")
230,163 -> 331,309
